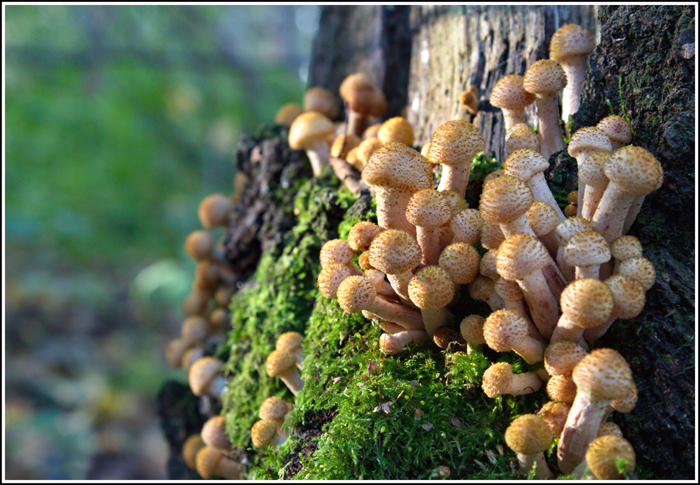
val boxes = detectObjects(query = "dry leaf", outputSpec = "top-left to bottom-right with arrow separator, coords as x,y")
373,401 -> 392,414
332,376 -> 344,384
450,417 -> 462,428
421,422 -> 434,431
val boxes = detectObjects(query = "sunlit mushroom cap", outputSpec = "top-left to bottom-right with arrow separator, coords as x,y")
617,256 -> 656,291
451,208 -> 483,245
604,275 -> 646,320
483,309 -> 528,352
494,278 -> 524,301
368,229 -> 422,275
585,435 -> 636,480
429,120 -> 485,168
362,142 -> 433,192
604,146 -> 664,196
504,149 -> 550,182
347,221 -> 383,252
201,415 -> 231,452
568,127 -> 613,158
479,174 -> 535,224
549,24 -> 596,61
527,202 -> 559,237
610,235 -> 643,262
378,116 -> 414,146
354,137 -> 384,170
317,264 -> 352,298
460,314 -> 486,344
339,73 -> 380,113
579,152 -> 611,187
288,111 -> 335,150
490,75 -> 536,109
504,414 -> 553,454
320,239 -> 355,267
556,216 -> 593,242
406,189 -> 451,227
597,421 -> 624,438
304,86 -> 339,119
544,341 -> 587,376
276,332 -> 303,353
572,348 -> 634,400
611,380 -> 638,413
189,357 -> 224,396
563,230 -> 611,268
438,242 -> 480,285
506,123 -> 540,155
331,133 -> 362,159
596,115 -> 632,146
440,190 -> 469,216
538,401 -> 571,437
408,266 -> 455,310
336,275 -> 377,313
546,374 -> 577,403
251,419 -> 280,448
482,362 -> 514,398
479,249 -> 499,280
266,349 -> 298,378
523,59 -> 568,94
480,220 -> 506,250
259,396 -> 293,421
496,234 -> 550,281
560,278 -> 614,328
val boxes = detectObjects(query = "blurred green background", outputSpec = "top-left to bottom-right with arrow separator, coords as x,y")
4,5 -> 316,479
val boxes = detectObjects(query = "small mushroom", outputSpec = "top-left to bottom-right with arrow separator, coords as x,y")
429,120 -> 485,198
523,59 -> 568,158
266,349 -> 304,396
482,362 -> 543,398
289,111 -> 336,177
195,445 -> 242,479
504,414 -> 554,479
201,415 -> 232,453
198,193 -> 234,229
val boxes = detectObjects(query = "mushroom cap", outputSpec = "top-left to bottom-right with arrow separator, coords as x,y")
459,86 -> 480,114
362,142 -> 434,192
494,277 -> 524,301
483,168 -> 505,187
526,202 -> 559,237
596,115 -> 632,146
604,146 -> 664,196
504,414 -> 553,454
549,24 -> 596,62
339,72 -> 380,113
317,264 -> 352,299
460,314 -> 486,344
480,220 -> 506,250
429,120 -> 485,168
609,235 -> 643,262
544,341 -> 587,376
379,332 -> 406,355
556,216 -> 593,242
347,221 -> 383,251
597,421 -> 624,438
496,234 -> 550,281
560,278 -> 615,328
523,59 -> 568,94
504,149 -> 550,182
198,193 -> 234,229
563,230 -> 611,267
303,86 -> 339,119
451,208 -> 483,245
320,239 -> 355,267
572,348 -> 634,400
440,190 -> 470,216
182,434 -> 206,470
408,266 -> 455,310
274,102 -> 304,126
505,123 -> 540,155
201,415 -> 231,452
378,116 -> 414,146
546,374 -> 578,403
482,362 -> 514,398
489,75 -> 536,109
483,309 -> 528,352
266,349 -> 298,378
358,252 -> 374,271
537,401 -> 571,437
585,435 -> 636,480
479,174 -> 535,224
259,396 -> 293,421
276,331 -> 303,353
468,274 -> 496,301
611,380 -> 638,413
568,127 -> 613,159
181,315 -> 210,345
251,419 -> 280,448
185,230 -> 214,261
336,275 -> 377,313
195,445 -> 224,479
405,189 -> 451,228
330,133 -> 362,159
288,111 -> 335,150
578,152 -> 611,187
438,242 -> 480,285
189,357 -> 224,396
165,337 -> 190,368
617,256 -> 656,291
363,124 -> 382,140
368,229 -> 422,275
604,275 -> 646,320
479,249 -> 500,280
354,137 -> 384,170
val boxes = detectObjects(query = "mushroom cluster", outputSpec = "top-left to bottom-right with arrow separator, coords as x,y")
312,23 -> 657,479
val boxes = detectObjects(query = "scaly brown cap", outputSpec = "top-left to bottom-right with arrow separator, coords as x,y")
336,275 -> 377,313
276,331 -> 303,353
610,235 -> 643,262
317,264 -> 352,299
549,24 -> 596,62
527,202 -> 559,237
378,116 -> 414,146
504,149 -> 550,182
506,123 -> 540,155
572,348 -> 634,400
479,249 -> 499,280
544,341 -> 587,376
251,419 -> 280,448
538,401 -> 571,437
330,133 -> 362,159
368,229 -> 422,275
195,445 -> 224,479
556,216 -> 593,242
288,111 -> 335,150
451,208 -> 483,245
568,127 -> 612,159
339,73 -> 380,113
596,115 -> 632,146
505,414 -> 553,454
494,278 -> 524,301
303,86 -> 339,119
482,362 -> 514,398
362,142 -> 433,192
578,152 -> 610,187
406,189 -> 451,228
266,349 -> 298,378
480,220 -> 506,250
479,174 -> 534,224
189,357 -> 224,396
604,146 -> 664,196
198,193 -> 234,229
563,230 -> 611,268
441,190 -> 470,216
496,234 -> 549,281
604,275 -> 646,320
438,242 -> 480,285
182,434 -> 205,470
560,278 -> 614,328
460,314 -> 486,345
617,256 -> 656,291
585,435 -> 636,479
320,239 -> 355,267
429,120 -> 485,168
546,374 -> 577,403
354,137 -> 383,171
597,421 -> 623,438
483,309 -> 528,352
259,396 -> 293,421
523,59 -> 567,94
408,266 -> 455,310
490,75 -> 535,109
347,221 -> 383,252
201,415 -> 231,452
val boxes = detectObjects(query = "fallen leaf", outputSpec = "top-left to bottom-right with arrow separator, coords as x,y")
332,376 -> 344,384
373,401 -> 392,414
450,417 -> 462,428
421,422 -> 433,432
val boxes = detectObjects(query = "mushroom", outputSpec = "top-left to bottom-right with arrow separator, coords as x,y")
537,401 -> 572,438
597,420 -> 624,438
459,314 -> 486,354
557,348 -> 635,474
468,274 -> 505,312
165,337 -> 191,369
603,380 -> 638,422
544,340 -> 588,377
362,124 -> 382,140
181,347 -> 205,373
551,278 -> 614,347
276,331 -> 304,368
504,414 -> 554,479
429,119 -> 486,197
362,143 -> 434,235
616,256 -> 656,291
182,434 -> 206,470
458,85 -> 480,119
549,24 -> 596,122
251,419 -> 287,448
578,152 -> 611,221
479,220 -> 506,251
368,229 -> 422,301
363,268 -> 403,301
479,174 -> 536,239
347,221 -> 384,252
182,287 -> 211,317
319,239 -> 362,275
266,349 -> 304,396
330,133 -> 362,160
288,111 -> 335,177
449,208 -> 483,247
555,216 -> 594,281
405,189 -> 452,266
259,396 -> 293,440
438,242 -> 481,291
336,275 -> 424,330
198,193 -> 235,229
567,127 -> 612,214
505,123 -> 540,158
489,75 -> 535,133
184,230 -> 225,263
522,59 -> 568,158
407,265 -> 455,337
378,329 -> 430,355
181,315 -> 213,348
201,415 -> 232,453
274,102 -> 303,126
482,309 -> 544,364
339,73 -> 386,137
546,374 -> 578,404
377,116 -> 414,146
437,190 -> 470,248
353,137 -> 383,172
526,202 -> 562,258
189,356 -> 227,399
482,362 -> 542,398
562,230 -> 611,279
317,263 -> 354,299
493,278 -> 542,341
596,115 -> 632,151
195,445 -> 242,479
590,146 -> 664,243
584,275 -> 645,345
571,434 -> 635,480
303,86 -> 339,120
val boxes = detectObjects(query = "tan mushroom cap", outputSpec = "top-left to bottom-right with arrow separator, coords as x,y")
276,331 -> 303,353
379,332 -> 406,355
259,396 -> 292,421
459,86 -> 480,114
489,75 -> 535,109
596,115 -> 632,146
347,221 -> 383,252
368,229 -> 422,275
482,362 -> 514,398
605,146 -> 664,196
198,193 -> 234,229
617,256 -> 656,291
568,127 -> 613,158
563,230 -> 611,268
468,274 -> 496,301
330,133 -> 362,159
483,168 -> 505,187
441,190 -> 469,216
549,24 -> 596,62
505,414 -> 553,455
451,208 -> 483,245
546,374 -> 578,403
251,419 -> 280,448
604,275 -> 646,319
480,220 -> 506,250
317,264 -> 352,298
201,415 -> 231,452
336,275 -> 377,313
460,314 -> 486,344
195,446 -> 228,479
165,338 -> 190,368
189,357 -> 224,396
408,266 -> 455,310
378,116 -> 414,146
544,341 -> 588,376
572,348 -> 634,400
597,421 -> 624,438
506,123 -> 540,155
438,242 -> 480,284
288,111 -> 335,150
182,434 -> 206,470
339,73 -> 383,114
479,249 -> 499,280
185,230 -> 214,262
538,401 -> 571,437
496,234 -> 550,281
610,235 -> 643,262
320,239 -> 355,267
483,309 -> 530,351
354,137 -> 383,170
479,174 -> 535,224
494,277 -> 524,301
527,202 -> 559,237
556,216 -> 593,242
504,149 -> 550,182
611,380 -> 638,413
266,349 -> 298,378
578,152 -> 611,187
181,315 -> 210,344
358,251 -> 373,271
303,86 -> 339,119
523,59 -> 568,94
274,102 -> 303,126
406,189 -> 451,228
429,120 -> 485,168
362,142 -> 434,192
363,124 -> 381,140
560,278 -> 614,328
585,435 -> 636,479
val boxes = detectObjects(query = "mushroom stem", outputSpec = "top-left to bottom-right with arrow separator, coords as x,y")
557,390 -> 610,474
347,110 -> 369,138
517,271 -> 560,340
387,271 -> 414,302
437,161 -> 472,196
526,172 -> 567,222
415,226 -> 441,266
516,452 -> 554,479
560,56 -> 588,123
621,195 -> 646,234
590,183 -> 637,244
365,295 -> 425,331
374,188 -> 416,235
420,307 -> 451,338
534,92 -> 565,159
305,139 -> 331,177
279,371 -> 304,397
